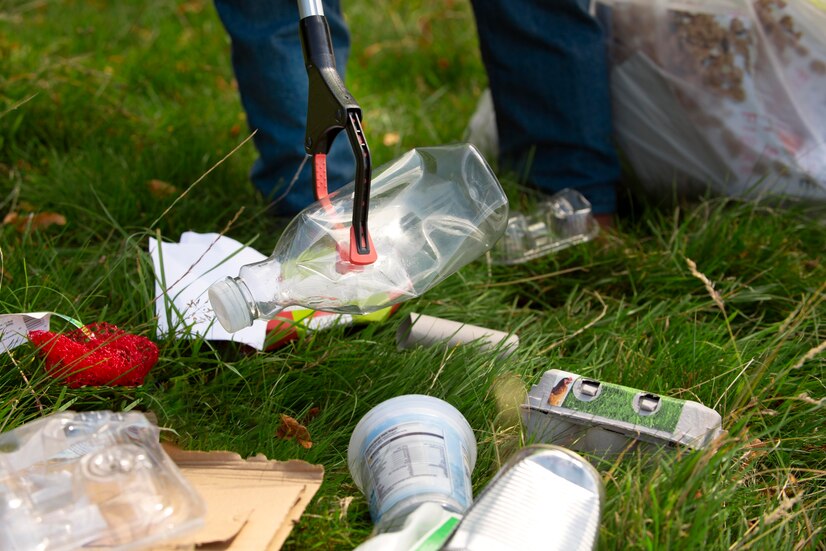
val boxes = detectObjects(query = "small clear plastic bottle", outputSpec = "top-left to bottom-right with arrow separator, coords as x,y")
208,144 -> 509,332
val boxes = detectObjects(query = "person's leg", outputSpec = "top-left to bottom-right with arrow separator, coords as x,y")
470,0 -> 620,215
214,0 -> 355,216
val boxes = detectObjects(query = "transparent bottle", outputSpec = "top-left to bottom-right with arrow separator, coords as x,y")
208,144 -> 509,332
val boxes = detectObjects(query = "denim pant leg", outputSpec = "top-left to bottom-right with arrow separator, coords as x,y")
214,0 -> 355,216
470,0 -> 620,214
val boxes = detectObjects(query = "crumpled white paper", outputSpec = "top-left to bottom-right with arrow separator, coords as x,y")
148,232 -> 269,350
0,312 -> 51,353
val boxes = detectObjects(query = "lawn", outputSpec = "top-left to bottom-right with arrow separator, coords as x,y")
1,0 -> 824,549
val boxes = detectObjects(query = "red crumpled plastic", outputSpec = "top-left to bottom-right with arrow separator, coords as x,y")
29,322 -> 159,388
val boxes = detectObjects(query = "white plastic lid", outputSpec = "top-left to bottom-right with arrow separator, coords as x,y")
207,278 -> 253,333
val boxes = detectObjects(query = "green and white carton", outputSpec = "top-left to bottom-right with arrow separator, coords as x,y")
521,369 -> 725,455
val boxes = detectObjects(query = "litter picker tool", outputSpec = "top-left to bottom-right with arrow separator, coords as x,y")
298,0 -> 375,265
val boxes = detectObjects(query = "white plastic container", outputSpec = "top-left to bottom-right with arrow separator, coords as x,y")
348,395 -> 477,534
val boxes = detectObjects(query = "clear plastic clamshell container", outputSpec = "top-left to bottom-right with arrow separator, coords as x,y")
0,411 -> 204,551
491,188 -> 599,265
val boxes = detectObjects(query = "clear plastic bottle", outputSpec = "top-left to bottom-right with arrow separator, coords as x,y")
208,144 -> 509,332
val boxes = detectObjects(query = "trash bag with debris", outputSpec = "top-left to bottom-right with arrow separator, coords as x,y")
597,0 -> 826,202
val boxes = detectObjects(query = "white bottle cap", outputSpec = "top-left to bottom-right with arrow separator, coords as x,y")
207,278 -> 253,333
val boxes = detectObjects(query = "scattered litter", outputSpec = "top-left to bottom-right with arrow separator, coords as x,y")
265,305 -> 398,350
160,444 -> 324,550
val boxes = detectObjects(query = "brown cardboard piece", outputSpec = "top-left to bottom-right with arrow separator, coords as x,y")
153,444 -> 324,550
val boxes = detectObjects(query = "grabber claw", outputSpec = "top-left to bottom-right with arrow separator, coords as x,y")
298,0 -> 376,265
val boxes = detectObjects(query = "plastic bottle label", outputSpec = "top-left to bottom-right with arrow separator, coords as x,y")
365,422 -> 452,502
363,420 -> 471,522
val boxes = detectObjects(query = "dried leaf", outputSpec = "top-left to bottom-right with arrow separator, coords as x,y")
382,132 -> 400,146
276,414 -> 313,448
147,179 -> 179,198
3,211 -> 66,232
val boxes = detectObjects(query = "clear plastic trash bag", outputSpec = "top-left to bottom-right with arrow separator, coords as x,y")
597,0 -> 826,202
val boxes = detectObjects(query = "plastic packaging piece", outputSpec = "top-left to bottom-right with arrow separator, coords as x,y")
443,445 -> 603,551
521,369 -> 726,455
353,502 -> 462,551
266,304 -> 399,349
0,411 -> 205,551
491,188 -> 599,265
208,144 -> 509,333
598,0 -> 826,202
347,395 -> 477,534
395,312 -> 518,358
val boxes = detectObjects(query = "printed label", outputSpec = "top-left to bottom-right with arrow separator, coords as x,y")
362,420 -> 465,525
365,422 -> 452,504
0,312 -> 51,353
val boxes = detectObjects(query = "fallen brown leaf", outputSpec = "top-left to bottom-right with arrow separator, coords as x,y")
3,211 -> 67,232
276,414 -> 313,448
147,179 -> 179,198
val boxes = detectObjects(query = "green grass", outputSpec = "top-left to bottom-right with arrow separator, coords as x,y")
559,382 -> 685,432
1,0 -> 824,549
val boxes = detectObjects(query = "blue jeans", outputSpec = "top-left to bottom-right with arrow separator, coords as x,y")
215,0 -> 619,215
471,0 -> 619,214
214,0 -> 355,216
